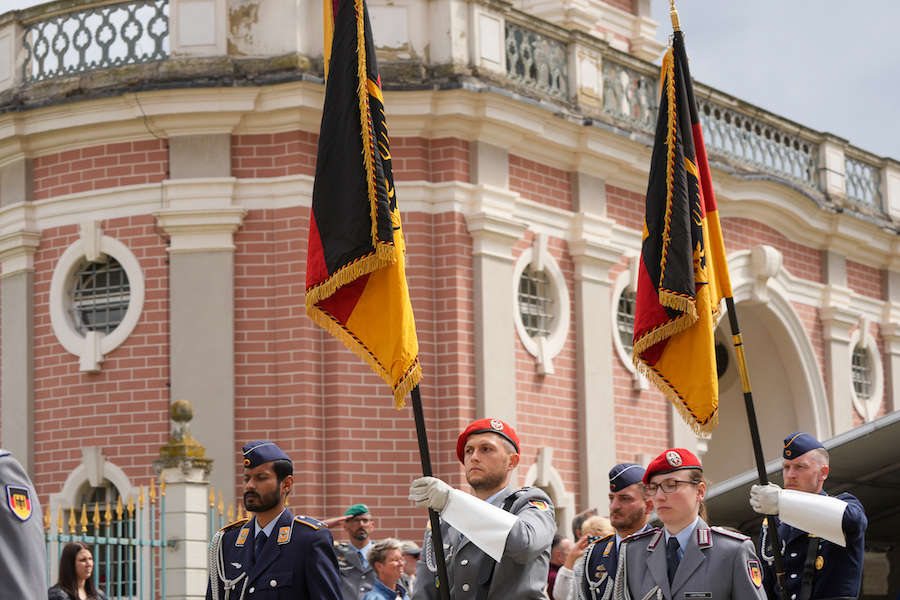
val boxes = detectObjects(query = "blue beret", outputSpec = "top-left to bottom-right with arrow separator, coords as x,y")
609,463 -> 645,492
242,441 -> 291,468
783,432 -> 823,459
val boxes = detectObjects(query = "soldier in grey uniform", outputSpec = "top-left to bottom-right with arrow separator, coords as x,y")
614,448 -> 766,600
408,417 -> 556,600
332,503 -> 376,599
0,449 -> 46,599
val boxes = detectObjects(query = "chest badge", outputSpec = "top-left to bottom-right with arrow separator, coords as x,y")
815,556 -> 824,570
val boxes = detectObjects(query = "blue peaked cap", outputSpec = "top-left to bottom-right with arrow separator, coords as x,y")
609,463 -> 645,492
783,431 -> 824,459
242,441 -> 291,468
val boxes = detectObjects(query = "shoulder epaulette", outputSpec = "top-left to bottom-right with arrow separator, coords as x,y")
294,514 -> 327,530
711,526 -> 750,541
0,450 -> 9,458
218,518 -> 249,533
621,527 -> 660,543
586,533 -> 615,548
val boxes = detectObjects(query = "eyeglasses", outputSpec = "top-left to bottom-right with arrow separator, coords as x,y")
645,480 -> 699,495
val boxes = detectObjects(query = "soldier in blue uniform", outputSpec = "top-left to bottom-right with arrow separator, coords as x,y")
749,432 -> 868,600
552,463 -> 654,600
207,441 -> 343,599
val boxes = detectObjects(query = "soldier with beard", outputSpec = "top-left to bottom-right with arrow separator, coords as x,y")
207,441 -> 342,599
333,504 -> 377,599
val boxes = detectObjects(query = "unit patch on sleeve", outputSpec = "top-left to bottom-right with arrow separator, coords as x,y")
529,500 -> 549,511
747,559 -> 762,589
6,485 -> 32,521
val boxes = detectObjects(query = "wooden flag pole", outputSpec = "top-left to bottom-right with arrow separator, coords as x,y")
410,385 -> 451,600
724,296 -> 788,598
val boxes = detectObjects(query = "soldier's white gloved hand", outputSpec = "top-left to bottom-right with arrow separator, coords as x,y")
409,477 -> 452,512
749,483 -> 782,515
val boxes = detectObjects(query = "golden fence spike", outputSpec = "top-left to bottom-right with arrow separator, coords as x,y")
160,471 -> 166,497
116,496 -> 123,521
127,494 -> 135,518
217,492 -> 224,517
105,501 -> 112,526
79,504 -> 88,533
44,507 -> 50,532
149,479 -> 157,504
57,507 -> 64,534
92,503 -> 101,531
68,507 -> 76,534
209,485 -> 215,507
139,485 -> 145,510
227,502 -> 234,523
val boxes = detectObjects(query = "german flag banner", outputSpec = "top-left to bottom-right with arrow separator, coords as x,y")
306,0 -> 421,407
632,29 -> 733,435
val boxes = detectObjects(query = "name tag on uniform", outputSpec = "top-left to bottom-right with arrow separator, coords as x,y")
684,593 -> 712,598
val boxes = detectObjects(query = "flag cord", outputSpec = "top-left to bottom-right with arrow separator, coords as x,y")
410,385 -> 452,600
724,296 -> 789,599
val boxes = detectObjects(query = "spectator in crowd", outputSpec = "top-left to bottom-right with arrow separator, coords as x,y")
548,535 -> 574,597
581,516 -> 615,539
571,507 -> 598,539
399,541 -> 420,592
333,504 -> 377,599
48,542 -> 108,600
362,539 -> 410,600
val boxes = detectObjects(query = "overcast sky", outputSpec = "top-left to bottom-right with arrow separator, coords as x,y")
5,0 -> 898,159
649,0 -> 900,160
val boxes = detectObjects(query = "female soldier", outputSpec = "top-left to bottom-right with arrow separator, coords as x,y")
613,448 -> 765,600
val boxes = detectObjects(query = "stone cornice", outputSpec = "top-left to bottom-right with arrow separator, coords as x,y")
0,229 -> 40,277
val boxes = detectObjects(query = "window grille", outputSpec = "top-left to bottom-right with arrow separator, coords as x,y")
518,266 -> 555,338
69,256 -> 131,335
852,345 -> 872,400
616,290 -> 636,355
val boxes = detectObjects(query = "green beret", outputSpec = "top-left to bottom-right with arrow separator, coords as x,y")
344,503 -> 370,517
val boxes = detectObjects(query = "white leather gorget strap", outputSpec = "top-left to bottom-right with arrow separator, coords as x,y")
440,489 -> 518,562
212,529 -> 249,600
778,489 -> 847,546
612,542 -> 630,600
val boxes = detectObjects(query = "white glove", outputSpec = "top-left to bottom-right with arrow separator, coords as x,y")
409,476 -> 452,512
749,483 -> 781,515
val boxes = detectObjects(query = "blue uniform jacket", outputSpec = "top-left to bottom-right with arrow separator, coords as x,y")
759,491 -> 867,600
207,509 -> 343,600
580,524 -> 652,600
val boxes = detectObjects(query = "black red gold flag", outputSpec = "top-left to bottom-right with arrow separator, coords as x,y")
632,29 -> 733,434
306,0 -> 421,407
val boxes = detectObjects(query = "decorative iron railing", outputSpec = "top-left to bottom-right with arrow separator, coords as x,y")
22,0 -> 169,84
44,474 -> 167,599
207,484 -> 250,538
505,21 -> 569,101
845,155 -> 883,213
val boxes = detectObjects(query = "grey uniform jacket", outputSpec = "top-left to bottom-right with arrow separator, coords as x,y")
0,450 -> 46,600
613,520 -> 766,600
334,542 -> 375,600
412,486 -> 556,600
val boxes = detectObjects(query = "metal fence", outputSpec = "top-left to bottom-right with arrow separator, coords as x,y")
45,475 -> 167,600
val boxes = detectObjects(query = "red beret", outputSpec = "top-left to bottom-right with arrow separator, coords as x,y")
456,418 -> 519,463
642,448 -> 702,484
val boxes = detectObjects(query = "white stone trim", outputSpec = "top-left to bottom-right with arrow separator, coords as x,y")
512,234 -> 571,375
48,223 -> 145,372
848,317 -> 884,423
609,259 -> 647,389
522,446 -> 575,536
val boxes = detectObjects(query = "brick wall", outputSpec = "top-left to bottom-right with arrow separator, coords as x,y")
31,216 -> 170,505
847,260 -> 883,301
391,137 -> 470,183
231,131 -> 318,179
722,217 -> 824,283
606,0 -> 634,14
33,140 -> 167,201
510,155 -> 572,211
512,234 -> 581,509
606,185 -> 645,230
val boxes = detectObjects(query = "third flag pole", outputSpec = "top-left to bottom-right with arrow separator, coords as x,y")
631,2 -> 788,596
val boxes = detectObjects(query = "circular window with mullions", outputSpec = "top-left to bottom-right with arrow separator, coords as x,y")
50,226 -> 144,372
70,256 -> 131,335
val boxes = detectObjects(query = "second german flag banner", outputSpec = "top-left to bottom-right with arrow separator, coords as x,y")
306,0 -> 421,407
632,28 -> 733,435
